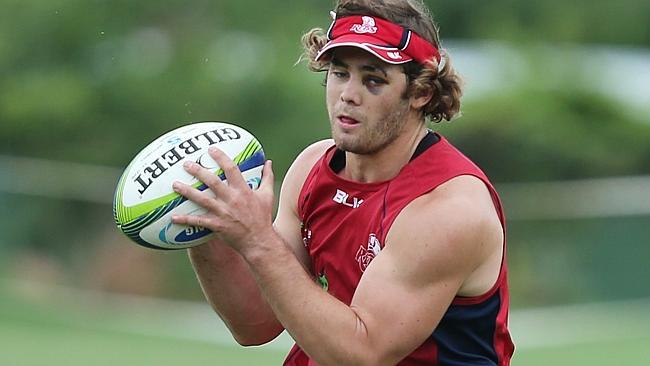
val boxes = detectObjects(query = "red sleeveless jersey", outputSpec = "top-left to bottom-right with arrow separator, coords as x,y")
284,134 -> 514,365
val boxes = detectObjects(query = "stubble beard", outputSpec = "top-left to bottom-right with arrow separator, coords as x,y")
332,99 -> 410,155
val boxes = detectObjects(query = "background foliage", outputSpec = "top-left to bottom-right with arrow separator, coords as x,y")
1,2 -> 649,364
1,0 -> 649,308
2,0 -> 649,177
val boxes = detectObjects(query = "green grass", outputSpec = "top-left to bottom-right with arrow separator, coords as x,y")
513,336 -> 650,365
0,319 -> 286,366
0,284 -> 287,366
1,281 -> 649,365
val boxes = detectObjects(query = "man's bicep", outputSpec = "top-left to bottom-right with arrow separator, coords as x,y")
349,242 -> 466,361
348,191 -> 490,361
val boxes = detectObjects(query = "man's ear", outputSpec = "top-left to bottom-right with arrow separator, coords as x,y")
410,87 -> 433,110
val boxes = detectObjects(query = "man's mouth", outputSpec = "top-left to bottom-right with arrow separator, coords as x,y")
337,115 -> 360,127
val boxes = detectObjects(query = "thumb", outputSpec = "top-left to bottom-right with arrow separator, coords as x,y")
259,160 -> 275,196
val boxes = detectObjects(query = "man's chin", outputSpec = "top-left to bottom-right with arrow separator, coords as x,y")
334,140 -> 374,155
332,131 -> 373,154
333,140 -> 356,153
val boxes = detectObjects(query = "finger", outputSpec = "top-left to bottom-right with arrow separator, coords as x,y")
258,160 -> 275,196
182,160 -> 229,196
172,180 -> 225,212
171,213 -> 214,228
208,147 -> 248,189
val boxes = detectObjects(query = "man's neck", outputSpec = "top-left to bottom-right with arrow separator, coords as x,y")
341,122 -> 428,183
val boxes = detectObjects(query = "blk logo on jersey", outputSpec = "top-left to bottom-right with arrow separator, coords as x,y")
355,234 -> 382,272
333,189 -> 364,208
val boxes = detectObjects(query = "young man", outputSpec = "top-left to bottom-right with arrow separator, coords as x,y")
172,0 -> 514,364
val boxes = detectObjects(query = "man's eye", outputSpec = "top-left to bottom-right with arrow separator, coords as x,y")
332,71 -> 348,78
366,77 -> 387,86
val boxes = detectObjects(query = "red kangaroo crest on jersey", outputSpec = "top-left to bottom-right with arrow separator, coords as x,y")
355,233 -> 382,272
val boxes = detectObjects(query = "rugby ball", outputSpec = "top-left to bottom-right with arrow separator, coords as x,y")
113,121 -> 265,250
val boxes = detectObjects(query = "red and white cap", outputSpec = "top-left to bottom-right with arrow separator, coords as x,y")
315,15 -> 441,65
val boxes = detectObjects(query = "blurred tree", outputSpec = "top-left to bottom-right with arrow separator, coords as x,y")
2,0 -> 648,177
1,0 -> 649,303
441,89 -> 650,182
429,0 -> 650,46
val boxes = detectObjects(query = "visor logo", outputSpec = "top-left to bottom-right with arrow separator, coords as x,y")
387,51 -> 403,60
350,16 -> 378,34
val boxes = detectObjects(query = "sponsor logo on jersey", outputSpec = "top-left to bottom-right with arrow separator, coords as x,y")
355,233 -> 382,272
333,189 -> 364,208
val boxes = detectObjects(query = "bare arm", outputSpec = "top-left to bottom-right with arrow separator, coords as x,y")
188,239 -> 282,345
237,176 -> 503,365
186,140 -> 332,345
174,147 -> 502,364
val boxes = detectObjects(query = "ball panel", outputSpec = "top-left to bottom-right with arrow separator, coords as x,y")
120,122 -> 256,205
115,134 -> 264,225
139,165 -> 264,249
113,121 -> 265,250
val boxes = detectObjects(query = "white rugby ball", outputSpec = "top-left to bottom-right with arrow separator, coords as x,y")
113,121 -> 265,250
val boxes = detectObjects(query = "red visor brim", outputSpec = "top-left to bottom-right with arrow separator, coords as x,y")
315,35 -> 414,65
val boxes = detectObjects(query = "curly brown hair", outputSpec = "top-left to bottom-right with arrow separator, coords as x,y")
301,0 -> 463,122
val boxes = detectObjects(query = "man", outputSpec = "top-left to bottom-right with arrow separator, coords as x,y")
171,0 -> 514,364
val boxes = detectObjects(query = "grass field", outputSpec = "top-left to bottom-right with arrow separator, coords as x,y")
1,279 -> 648,366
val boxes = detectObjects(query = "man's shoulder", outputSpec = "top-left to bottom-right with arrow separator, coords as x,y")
426,175 -> 494,208
286,139 -> 334,182
295,139 -> 335,167
411,175 -> 498,231
278,139 -> 335,209
387,174 -> 502,266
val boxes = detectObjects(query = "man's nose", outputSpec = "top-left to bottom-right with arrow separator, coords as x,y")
340,79 -> 362,105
